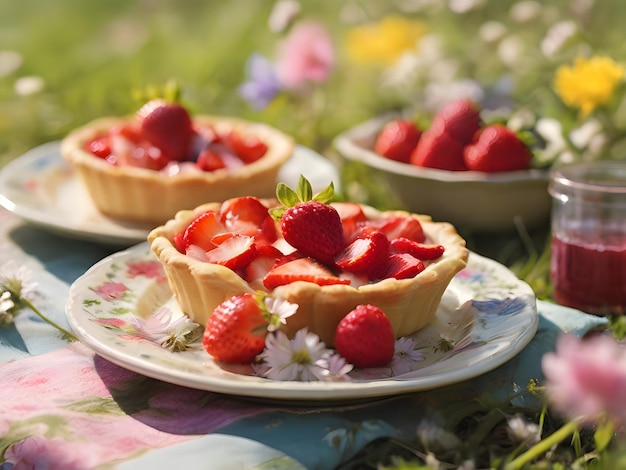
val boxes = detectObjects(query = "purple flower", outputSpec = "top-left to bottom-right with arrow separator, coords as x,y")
238,53 -> 282,110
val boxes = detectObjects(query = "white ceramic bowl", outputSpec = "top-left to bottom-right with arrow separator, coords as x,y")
333,114 -> 551,233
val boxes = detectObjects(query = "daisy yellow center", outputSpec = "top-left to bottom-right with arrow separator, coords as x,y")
344,15 -> 426,66
292,348 -> 312,365
553,56 -> 625,117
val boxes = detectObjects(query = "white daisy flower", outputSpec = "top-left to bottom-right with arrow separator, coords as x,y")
132,307 -> 200,352
257,329 -> 331,381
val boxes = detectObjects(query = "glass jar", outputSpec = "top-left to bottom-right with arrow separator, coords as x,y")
549,161 -> 626,316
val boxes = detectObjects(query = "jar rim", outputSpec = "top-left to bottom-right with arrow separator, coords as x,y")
550,161 -> 626,195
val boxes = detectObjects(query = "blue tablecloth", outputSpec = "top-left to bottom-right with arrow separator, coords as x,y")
0,208 -> 609,469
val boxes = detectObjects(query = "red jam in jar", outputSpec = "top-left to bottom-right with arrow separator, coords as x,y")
549,162 -> 626,316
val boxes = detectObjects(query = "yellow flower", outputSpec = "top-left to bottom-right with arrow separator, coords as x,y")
344,15 -> 425,66
553,56 -> 625,117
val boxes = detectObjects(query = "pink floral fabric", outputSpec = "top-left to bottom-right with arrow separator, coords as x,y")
0,342 -> 271,468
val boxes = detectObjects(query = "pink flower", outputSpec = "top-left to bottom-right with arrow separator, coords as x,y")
126,260 -> 166,283
275,20 -> 334,90
93,281 -> 128,301
542,334 -> 626,429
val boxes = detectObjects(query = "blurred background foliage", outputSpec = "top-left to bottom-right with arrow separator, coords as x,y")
2,0 -> 626,298
3,0 -> 626,165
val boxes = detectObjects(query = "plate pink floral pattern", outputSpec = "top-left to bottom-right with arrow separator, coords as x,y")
66,243 -> 538,401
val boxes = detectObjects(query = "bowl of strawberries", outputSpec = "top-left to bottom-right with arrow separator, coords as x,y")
333,99 -> 551,233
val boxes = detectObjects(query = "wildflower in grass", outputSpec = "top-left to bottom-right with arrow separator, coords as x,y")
542,333 -> 626,430
275,20 -> 334,90
344,15 -> 425,67
238,53 -> 283,110
553,56 -> 625,117
506,414 -> 541,446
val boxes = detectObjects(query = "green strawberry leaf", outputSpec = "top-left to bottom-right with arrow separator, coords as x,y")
270,175 -> 335,220
295,175 -> 313,202
312,181 -> 334,204
275,182 -> 300,206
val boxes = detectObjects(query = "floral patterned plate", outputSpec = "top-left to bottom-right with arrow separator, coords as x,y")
0,142 -> 338,246
66,243 -> 538,401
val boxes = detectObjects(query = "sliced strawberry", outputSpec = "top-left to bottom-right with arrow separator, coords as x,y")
205,234 -> 257,270
263,257 -> 351,289
196,149 -> 226,172
109,125 -> 170,170
243,245 -> 284,287
390,237 -> 445,260
224,131 -> 268,163
219,196 -> 277,242
335,230 -> 390,280
85,135 -> 111,159
181,210 -> 227,252
173,231 -> 186,253
331,202 -> 368,242
359,216 -> 425,243
384,253 -> 425,280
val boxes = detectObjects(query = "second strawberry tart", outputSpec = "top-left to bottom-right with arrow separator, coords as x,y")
61,99 -> 294,225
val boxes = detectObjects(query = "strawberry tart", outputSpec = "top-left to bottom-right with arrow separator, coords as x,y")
60,99 -> 294,224
148,177 -> 469,346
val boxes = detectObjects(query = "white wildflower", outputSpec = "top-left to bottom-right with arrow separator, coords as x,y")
0,261 -> 37,300
268,0 -> 300,33
479,21 -> 507,43
391,337 -> 425,375
132,307 -> 200,352
257,329 -> 331,381
506,414 -> 541,445
0,50 -> 23,78
14,76 -> 45,96
318,353 -> 353,381
541,20 -> 577,58
263,296 -> 298,331
509,1 -> 541,23
417,419 -> 462,452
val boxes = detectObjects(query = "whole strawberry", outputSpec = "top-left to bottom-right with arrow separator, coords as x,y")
203,292 -> 270,363
431,98 -> 482,145
137,98 -> 194,161
463,124 -> 531,172
374,119 -> 422,163
270,176 -> 345,266
409,123 -> 467,171
334,304 -> 395,368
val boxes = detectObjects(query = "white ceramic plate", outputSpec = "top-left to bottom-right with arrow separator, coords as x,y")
0,142 -> 339,246
66,243 -> 538,402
